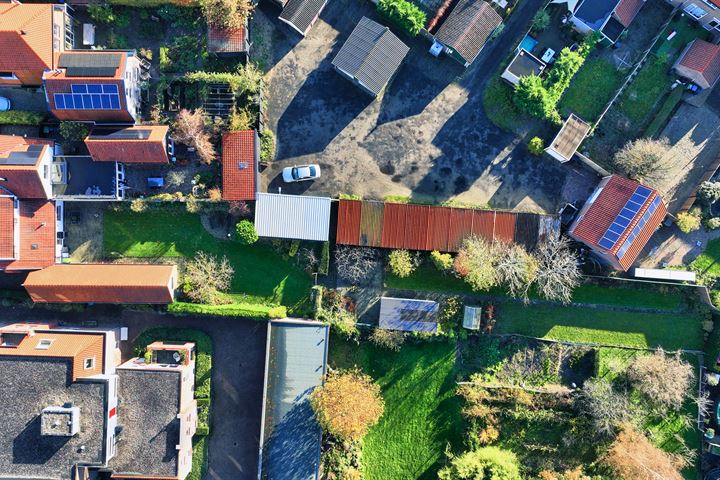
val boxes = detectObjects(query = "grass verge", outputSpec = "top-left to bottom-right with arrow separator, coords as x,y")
482,76 -> 530,133
644,87 -> 683,138
330,336 -> 463,480
168,301 -> 286,319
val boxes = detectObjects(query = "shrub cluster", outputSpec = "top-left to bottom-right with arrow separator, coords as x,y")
0,111 -> 44,126
235,220 -> 259,245
377,0 -> 426,37
168,301 -> 286,319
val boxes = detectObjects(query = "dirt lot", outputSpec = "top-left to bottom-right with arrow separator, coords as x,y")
257,0 -> 571,213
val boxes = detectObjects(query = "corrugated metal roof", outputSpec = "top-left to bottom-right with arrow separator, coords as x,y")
337,199 -> 362,244
279,0 -> 327,35
336,200 -> 557,252
255,193 -> 331,242
379,297 -> 439,333
435,0 -> 502,65
359,201 -> 384,247
260,320 -> 328,480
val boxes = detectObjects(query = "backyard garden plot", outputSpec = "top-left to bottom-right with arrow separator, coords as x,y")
103,205 -> 312,312
329,336 -> 463,480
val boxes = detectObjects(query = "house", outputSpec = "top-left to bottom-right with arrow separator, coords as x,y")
545,113 -> 592,163
279,0 -> 329,36
0,322 -> 198,480
501,49 -> 546,86
665,0 -> 720,31
673,39 -> 720,89
222,130 -> 258,201
85,125 -> 172,164
331,16 -> 409,97
111,341 -> 197,480
208,20 -> 250,58
255,192 -> 332,241
23,264 -> 178,304
379,297 -> 439,333
570,0 -> 646,44
43,50 -> 143,123
0,135 -> 54,199
259,320 -> 328,480
336,199 -> 558,251
0,322 -> 121,480
568,175 -> 667,271
434,0 -> 503,67
0,2 -> 74,87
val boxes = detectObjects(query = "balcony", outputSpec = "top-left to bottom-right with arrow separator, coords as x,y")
51,156 -> 124,200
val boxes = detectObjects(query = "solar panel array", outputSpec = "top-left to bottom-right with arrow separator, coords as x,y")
54,84 -> 121,110
616,196 -> 662,259
597,185 -> 654,251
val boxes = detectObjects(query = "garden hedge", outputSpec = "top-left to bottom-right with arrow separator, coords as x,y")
377,0 -> 426,37
168,301 -> 287,319
0,111 -> 44,126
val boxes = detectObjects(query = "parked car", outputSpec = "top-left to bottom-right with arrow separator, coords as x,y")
282,164 -> 321,183
0,97 -> 11,112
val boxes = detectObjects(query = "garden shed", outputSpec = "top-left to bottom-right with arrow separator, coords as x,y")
258,320 -> 329,480
434,0 -> 503,67
379,297 -> 439,333
254,193 -> 331,241
501,49 -> 546,86
545,113 -> 591,163
463,306 -> 482,330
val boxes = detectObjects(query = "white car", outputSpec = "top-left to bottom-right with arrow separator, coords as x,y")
282,164 -> 321,183
0,97 -> 10,112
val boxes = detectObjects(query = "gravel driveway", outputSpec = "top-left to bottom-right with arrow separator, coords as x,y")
260,0 -> 566,213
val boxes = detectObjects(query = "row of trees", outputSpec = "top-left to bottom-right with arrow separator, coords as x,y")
201,0 -> 254,31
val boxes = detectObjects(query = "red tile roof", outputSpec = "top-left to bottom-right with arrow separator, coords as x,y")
569,175 -> 666,271
208,24 -> 247,53
0,4 -> 55,73
23,264 -> 178,304
222,131 -> 257,201
0,199 -> 55,272
0,196 -> 15,259
614,0 -> 645,28
85,126 -> 169,164
677,39 -> 720,88
0,135 -> 53,199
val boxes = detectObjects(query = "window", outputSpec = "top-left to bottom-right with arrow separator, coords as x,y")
709,17 -> 720,30
36,339 -> 53,350
0,72 -> 16,80
685,4 -> 707,19
84,357 -> 95,369
43,165 -> 49,179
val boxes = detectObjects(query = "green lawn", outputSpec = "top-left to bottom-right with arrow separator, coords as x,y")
482,76 -> 530,133
654,16 -> 709,59
386,263 -> 683,310
103,206 -> 312,310
494,303 -> 703,350
558,57 -> 624,122
617,55 -> 671,125
691,237 -> 720,277
330,336 -> 463,480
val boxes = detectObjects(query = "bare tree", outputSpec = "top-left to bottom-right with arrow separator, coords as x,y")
534,236 -> 581,304
626,349 -> 694,412
575,379 -> 633,438
172,109 -> 216,164
335,246 -> 379,285
495,244 -> 538,301
453,237 -> 499,291
184,252 -> 234,304
614,137 -> 670,185
604,425 -> 685,480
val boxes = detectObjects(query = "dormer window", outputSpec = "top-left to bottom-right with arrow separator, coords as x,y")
36,339 -> 53,350
84,357 -> 95,370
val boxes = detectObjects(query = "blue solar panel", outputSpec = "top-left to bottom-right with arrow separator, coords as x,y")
54,87 -> 121,111
597,185 -> 657,252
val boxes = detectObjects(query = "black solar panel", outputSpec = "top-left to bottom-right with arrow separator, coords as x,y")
0,146 -> 44,165
89,129 -> 151,140
65,67 -> 118,77
59,53 -> 122,68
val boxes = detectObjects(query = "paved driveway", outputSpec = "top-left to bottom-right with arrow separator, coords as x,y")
261,0 -> 565,212
1,306 -> 267,480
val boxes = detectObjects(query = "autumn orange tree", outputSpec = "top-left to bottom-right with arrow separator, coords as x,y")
604,425 -> 685,480
202,0 -> 254,31
172,108 -> 216,164
310,370 -> 384,442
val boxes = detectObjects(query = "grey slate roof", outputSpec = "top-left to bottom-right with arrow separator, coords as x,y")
109,369 -> 180,478
332,16 -> 409,96
279,0 -> 327,35
435,0 -> 502,65
0,357 -> 106,480
260,321 -> 329,480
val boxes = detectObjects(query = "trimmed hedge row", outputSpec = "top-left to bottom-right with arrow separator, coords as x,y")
0,111 -> 44,126
168,301 -> 287,319
377,0 -> 426,37
196,397 -> 210,436
109,0 -> 195,6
